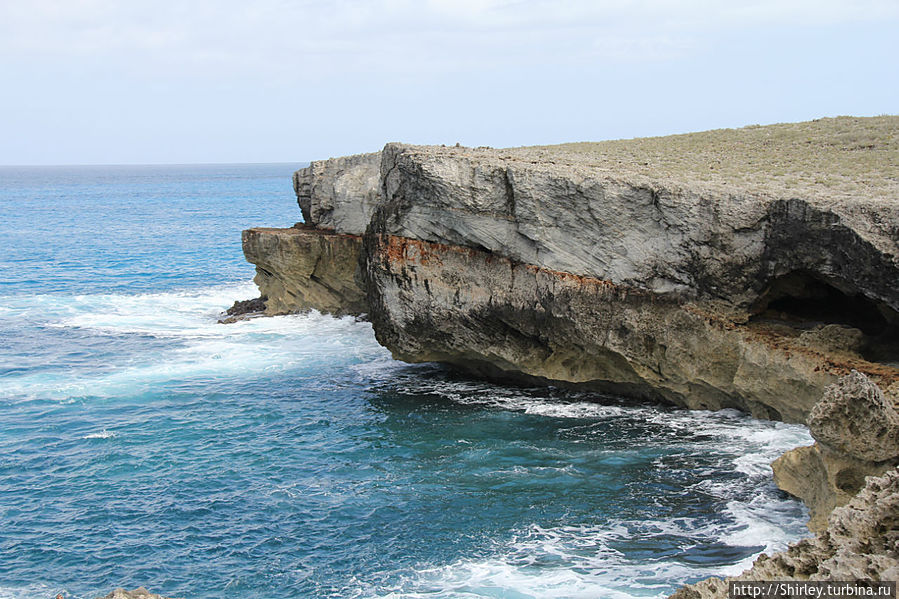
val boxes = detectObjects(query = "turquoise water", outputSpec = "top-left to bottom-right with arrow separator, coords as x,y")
0,165 -> 812,599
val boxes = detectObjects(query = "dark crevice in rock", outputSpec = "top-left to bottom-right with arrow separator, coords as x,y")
503,167 -> 515,215
760,198 -> 899,315
750,269 -> 899,363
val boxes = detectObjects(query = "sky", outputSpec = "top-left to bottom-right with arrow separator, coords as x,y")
1,0 -> 897,165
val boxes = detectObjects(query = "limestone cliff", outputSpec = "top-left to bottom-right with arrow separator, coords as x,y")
242,225 -> 365,317
242,115 -> 899,591
248,116 -> 898,424
294,151 -> 381,234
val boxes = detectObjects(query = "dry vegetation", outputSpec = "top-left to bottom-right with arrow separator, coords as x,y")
522,115 -> 898,202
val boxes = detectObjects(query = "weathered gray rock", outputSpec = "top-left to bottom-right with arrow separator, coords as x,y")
375,143 -> 770,302
809,370 -> 899,462
294,151 -> 381,234
242,225 -> 366,317
671,467 -> 899,598
250,117 -> 899,425
371,143 -> 899,312
361,235 -> 837,421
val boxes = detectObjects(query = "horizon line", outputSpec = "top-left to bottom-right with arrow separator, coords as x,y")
0,160 -> 311,168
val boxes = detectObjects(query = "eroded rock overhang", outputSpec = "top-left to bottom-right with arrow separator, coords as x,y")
243,139 -> 899,424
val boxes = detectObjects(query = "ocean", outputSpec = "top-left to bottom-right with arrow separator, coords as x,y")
0,164 -> 813,599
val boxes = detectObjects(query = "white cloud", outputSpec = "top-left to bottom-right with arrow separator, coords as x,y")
1,0 -> 896,164
3,0 -> 897,80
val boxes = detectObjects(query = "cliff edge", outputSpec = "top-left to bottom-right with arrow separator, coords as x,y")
245,116 -> 899,424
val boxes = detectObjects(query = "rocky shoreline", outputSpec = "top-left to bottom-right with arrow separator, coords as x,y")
673,466 -> 899,597
235,117 -> 898,592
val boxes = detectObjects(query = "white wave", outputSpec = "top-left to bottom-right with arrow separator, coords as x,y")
83,429 -> 117,439
523,401 -> 631,419
369,513 -> 804,599
718,496 -> 805,574
341,377 -> 813,598
0,583 -> 57,599
41,282 -> 259,337
0,282 -> 390,401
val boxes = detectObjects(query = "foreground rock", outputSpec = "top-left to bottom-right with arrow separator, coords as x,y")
773,372 -> 899,530
97,588 -> 175,599
808,371 -> 899,462
671,467 -> 899,598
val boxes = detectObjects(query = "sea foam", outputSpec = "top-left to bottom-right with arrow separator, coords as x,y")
0,282 -> 388,402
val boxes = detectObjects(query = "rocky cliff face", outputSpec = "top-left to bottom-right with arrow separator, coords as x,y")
242,116 -> 899,589
242,225 -> 365,317
244,118 -> 899,425
294,151 -> 381,234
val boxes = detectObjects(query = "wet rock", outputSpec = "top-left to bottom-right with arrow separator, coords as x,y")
218,296 -> 267,324
671,468 -> 899,598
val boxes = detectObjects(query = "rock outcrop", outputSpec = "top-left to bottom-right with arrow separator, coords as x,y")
670,467 -> 899,598
96,588 -> 176,599
773,372 -> 899,530
808,371 -> 899,462
243,117 -> 899,424
294,151 -> 381,234
242,225 -> 366,317
218,296 -> 267,323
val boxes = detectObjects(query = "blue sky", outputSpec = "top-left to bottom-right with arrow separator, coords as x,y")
2,0 -> 897,165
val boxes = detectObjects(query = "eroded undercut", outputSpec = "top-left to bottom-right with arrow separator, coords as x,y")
751,270 -> 899,364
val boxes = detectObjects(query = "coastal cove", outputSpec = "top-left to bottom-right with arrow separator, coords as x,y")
0,163 -> 818,599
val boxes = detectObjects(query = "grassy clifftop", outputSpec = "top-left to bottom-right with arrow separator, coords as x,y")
525,115 -> 898,202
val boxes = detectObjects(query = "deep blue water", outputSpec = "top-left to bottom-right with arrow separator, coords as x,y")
0,165 -> 812,599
